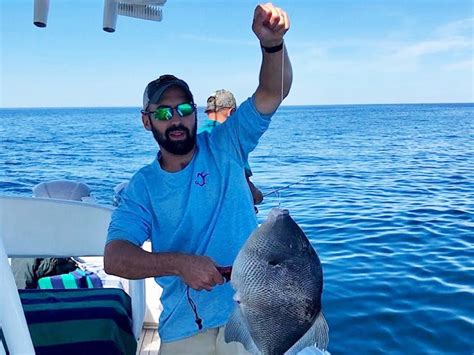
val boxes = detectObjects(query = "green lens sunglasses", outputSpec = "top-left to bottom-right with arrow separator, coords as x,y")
141,102 -> 196,121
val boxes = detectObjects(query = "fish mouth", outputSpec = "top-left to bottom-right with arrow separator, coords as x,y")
267,208 -> 289,222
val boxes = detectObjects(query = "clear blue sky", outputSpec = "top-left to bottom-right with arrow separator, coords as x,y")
1,0 -> 473,107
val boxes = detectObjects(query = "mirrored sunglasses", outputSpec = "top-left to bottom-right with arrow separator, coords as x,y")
142,102 -> 196,121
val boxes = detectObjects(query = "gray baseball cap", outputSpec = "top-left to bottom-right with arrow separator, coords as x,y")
143,74 -> 194,110
205,89 -> 237,113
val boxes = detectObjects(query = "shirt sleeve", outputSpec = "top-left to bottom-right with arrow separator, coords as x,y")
107,172 -> 152,246
210,96 -> 273,168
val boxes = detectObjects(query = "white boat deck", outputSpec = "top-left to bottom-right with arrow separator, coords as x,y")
137,326 -> 161,354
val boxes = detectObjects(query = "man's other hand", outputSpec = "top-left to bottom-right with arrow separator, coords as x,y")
177,255 -> 224,291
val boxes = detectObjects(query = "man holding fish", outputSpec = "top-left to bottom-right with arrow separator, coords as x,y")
105,3 -> 299,354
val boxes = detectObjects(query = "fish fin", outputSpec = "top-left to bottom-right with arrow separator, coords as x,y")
224,308 -> 260,354
292,348 -> 331,355
285,311 -> 329,355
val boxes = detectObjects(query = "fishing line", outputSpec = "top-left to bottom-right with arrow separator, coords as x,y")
268,31 -> 310,201
280,39 -> 285,106
276,40 -> 285,207
263,172 -> 317,198
265,28 -> 287,207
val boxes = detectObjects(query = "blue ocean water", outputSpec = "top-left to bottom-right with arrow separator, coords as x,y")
1,103 -> 473,354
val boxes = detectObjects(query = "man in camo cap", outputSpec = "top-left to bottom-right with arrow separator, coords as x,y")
199,90 -> 237,132
199,89 -> 263,206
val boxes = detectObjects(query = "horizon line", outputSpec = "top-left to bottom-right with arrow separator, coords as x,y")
1,101 -> 473,110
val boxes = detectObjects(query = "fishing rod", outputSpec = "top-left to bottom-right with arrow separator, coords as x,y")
262,173 -> 317,198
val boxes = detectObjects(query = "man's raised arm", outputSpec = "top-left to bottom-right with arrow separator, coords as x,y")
253,3 -> 293,114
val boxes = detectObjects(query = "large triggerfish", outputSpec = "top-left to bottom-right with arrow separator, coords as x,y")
225,208 -> 329,355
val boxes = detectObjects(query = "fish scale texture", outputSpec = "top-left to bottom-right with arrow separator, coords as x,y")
227,208 -> 328,354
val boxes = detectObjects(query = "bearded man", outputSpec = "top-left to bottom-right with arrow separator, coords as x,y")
104,3 -> 293,353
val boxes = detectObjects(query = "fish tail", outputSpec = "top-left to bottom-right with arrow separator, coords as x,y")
313,311 -> 329,351
284,310 -> 329,355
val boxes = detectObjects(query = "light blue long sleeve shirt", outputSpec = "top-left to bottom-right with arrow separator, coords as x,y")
107,97 -> 272,342
198,118 -> 253,177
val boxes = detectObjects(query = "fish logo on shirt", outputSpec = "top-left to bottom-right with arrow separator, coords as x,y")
195,171 -> 209,186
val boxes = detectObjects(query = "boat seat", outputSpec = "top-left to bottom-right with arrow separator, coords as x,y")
0,196 -> 146,354
11,180 -> 98,290
30,180 -> 125,289
33,179 -> 94,202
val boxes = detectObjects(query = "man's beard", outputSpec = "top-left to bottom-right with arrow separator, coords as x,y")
151,122 -> 197,155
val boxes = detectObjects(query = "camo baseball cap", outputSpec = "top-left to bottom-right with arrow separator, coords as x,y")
143,74 -> 194,110
205,89 -> 237,113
